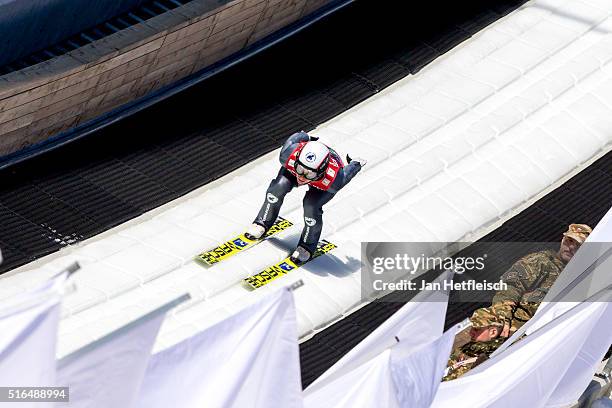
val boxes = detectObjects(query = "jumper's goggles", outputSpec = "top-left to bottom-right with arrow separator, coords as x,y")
295,163 -> 319,180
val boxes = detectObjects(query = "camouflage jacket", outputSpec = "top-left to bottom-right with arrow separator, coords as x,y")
443,338 -> 506,381
492,249 -> 566,328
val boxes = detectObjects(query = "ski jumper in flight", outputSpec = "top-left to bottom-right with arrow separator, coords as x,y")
245,131 -> 366,264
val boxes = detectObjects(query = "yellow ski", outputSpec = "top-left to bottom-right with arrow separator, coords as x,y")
196,217 -> 293,266
243,240 -> 337,289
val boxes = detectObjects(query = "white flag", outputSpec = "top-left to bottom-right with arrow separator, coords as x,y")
305,271 -> 452,408
543,292 -> 612,407
56,295 -> 186,408
305,348 -> 399,408
308,271 -> 451,390
0,272 -> 65,388
431,296 -> 611,408
303,321 -> 455,408
391,326 -> 455,408
137,288 -> 302,408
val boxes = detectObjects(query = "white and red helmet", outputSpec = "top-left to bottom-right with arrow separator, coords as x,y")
295,141 -> 330,180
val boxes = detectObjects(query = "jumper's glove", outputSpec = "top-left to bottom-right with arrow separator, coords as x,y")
346,154 -> 367,167
308,135 -> 319,141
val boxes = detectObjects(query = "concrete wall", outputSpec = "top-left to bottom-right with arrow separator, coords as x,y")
0,0 -> 334,158
0,0 -> 148,67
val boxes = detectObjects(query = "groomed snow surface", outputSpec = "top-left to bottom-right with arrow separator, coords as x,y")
3,0 -> 612,358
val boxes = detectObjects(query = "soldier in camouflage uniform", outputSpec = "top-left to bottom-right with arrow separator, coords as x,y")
443,224 -> 592,381
443,307 -> 507,381
491,223 -> 592,336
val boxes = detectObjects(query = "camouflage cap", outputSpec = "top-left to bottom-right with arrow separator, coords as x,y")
563,224 -> 592,244
470,307 -> 505,329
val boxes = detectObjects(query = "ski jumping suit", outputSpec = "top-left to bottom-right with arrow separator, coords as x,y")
254,131 -> 362,254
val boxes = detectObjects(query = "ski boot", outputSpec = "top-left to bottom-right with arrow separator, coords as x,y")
245,223 -> 266,241
290,246 -> 312,265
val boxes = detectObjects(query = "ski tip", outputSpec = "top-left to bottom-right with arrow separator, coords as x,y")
287,280 -> 304,292
195,255 -> 216,267
242,278 -> 260,291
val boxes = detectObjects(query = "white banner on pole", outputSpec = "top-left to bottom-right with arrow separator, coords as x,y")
304,316 -> 455,408
56,294 -> 188,408
308,271 -> 451,391
543,291 -> 612,407
0,271 -> 66,407
431,297 -> 611,408
136,288 -> 302,408
304,348 -> 399,408
391,326 -> 455,408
